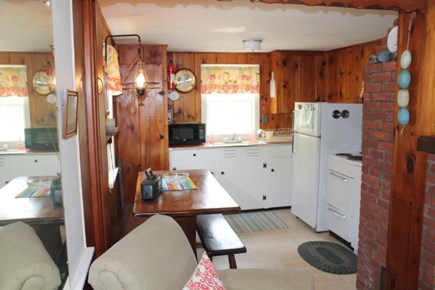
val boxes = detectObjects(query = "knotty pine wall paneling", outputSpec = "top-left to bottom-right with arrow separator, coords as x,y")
314,54 -> 328,102
324,40 -> 381,103
169,51 -> 289,129
169,44 -> 377,130
116,44 -> 168,203
0,51 -> 56,128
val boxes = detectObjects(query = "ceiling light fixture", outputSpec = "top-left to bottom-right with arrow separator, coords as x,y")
243,39 -> 262,52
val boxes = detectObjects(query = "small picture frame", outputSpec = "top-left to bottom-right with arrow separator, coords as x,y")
62,89 -> 78,139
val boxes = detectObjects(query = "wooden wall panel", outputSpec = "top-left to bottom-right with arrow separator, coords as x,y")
418,1 -> 435,136
0,51 -> 56,128
298,55 -> 317,103
169,41 -> 379,129
168,52 -> 279,128
386,11 -> 428,290
324,40 -> 381,103
315,54 -> 327,101
116,44 -> 167,203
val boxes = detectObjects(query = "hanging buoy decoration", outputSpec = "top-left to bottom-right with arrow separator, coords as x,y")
398,108 -> 410,126
377,50 -> 394,63
400,49 -> 412,69
397,89 -> 410,107
397,69 -> 411,89
397,12 -> 416,135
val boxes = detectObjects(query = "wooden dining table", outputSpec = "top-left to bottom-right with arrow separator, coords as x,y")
0,176 -> 64,226
133,169 -> 241,253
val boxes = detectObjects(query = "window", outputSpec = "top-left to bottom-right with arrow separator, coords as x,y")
200,64 -> 260,141
201,93 -> 259,141
0,96 -> 30,144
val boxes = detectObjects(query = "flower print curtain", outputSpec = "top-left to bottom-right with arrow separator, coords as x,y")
201,65 -> 260,94
0,65 -> 29,97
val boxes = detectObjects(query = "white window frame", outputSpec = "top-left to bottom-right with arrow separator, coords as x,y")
201,93 -> 259,142
0,96 -> 31,147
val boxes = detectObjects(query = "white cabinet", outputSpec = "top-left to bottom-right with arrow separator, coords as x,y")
0,156 -> 13,187
214,146 -> 267,210
169,148 -> 215,172
14,154 -> 61,176
169,144 -> 293,210
0,153 -> 60,188
266,144 -> 293,208
326,154 -> 361,254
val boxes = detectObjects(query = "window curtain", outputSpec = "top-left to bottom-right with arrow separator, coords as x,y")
201,65 -> 260,94
0,65 -> 29,97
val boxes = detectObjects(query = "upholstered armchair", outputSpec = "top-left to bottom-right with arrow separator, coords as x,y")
88,214 -> 314,290
0,222 -> 61,290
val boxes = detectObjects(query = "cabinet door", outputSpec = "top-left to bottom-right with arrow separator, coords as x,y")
0,156 -> 12,187
266,144 -> 293,208
13,154 -> 61,177
169,148 -> 215,172
215,147 -> 267,210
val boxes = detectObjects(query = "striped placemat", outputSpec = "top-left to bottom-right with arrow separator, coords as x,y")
16,187 -> 51,198
162,177 -> 197,191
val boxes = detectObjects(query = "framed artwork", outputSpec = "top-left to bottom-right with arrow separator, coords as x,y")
62,89 -> 78,139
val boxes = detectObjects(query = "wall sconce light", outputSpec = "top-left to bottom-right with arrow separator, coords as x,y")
135,61 -> 147,97
104,34 -> 150,105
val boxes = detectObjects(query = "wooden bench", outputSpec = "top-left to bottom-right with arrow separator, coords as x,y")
196,213 -> 247,269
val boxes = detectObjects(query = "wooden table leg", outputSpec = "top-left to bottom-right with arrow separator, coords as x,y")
173,216 -> 197,259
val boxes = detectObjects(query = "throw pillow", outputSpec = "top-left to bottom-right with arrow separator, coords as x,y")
182,252 -> 226,290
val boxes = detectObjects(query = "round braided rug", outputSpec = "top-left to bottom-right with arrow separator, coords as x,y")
297,241 -> 357,274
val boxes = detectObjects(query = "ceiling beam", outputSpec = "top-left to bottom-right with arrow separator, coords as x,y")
219,0 -> 427,12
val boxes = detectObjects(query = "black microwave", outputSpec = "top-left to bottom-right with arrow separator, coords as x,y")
24,127 -> 58,151
168,123 -> 206,145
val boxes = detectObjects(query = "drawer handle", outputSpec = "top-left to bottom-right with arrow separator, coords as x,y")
329,171 -> 349,182
328,207 -> 347,219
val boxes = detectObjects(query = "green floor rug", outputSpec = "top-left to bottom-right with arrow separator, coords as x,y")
224,211 -> 288,233
298,241 -> 357,274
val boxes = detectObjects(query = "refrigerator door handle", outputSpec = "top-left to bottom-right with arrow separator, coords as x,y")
291,110 -> 295,154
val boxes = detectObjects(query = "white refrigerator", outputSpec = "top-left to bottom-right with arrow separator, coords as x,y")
291,102 -> 362,232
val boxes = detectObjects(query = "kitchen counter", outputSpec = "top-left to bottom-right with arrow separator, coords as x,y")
0,149 -> 58,155
170,139 -> 292,149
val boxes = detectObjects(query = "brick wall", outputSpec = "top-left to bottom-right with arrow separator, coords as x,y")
357,44 -> 435,290
356,47 -> 396,289
418,154 -> 435,290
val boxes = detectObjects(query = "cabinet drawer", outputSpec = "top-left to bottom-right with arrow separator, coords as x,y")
327,206 -> 351,242
327,169 -> 353,214
328,159 -> 356,178
169,148 -> 215,171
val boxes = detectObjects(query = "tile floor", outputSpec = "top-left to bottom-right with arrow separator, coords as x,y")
206,208 -> 357,290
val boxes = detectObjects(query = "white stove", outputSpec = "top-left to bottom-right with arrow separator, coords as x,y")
327,153 -> 362,253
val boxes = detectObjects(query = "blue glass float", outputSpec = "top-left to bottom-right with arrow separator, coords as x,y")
397,69 -> 411,89
398,108 -> 410,126
400,50 -> 412,69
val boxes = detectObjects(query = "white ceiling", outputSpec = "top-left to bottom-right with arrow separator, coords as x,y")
1,0 -> 398,53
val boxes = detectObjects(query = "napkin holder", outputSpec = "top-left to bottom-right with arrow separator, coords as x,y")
141,168 -> 161,200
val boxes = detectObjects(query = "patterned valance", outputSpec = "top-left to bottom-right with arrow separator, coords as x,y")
0,65 -> 28,97
201,65 -> 260,94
